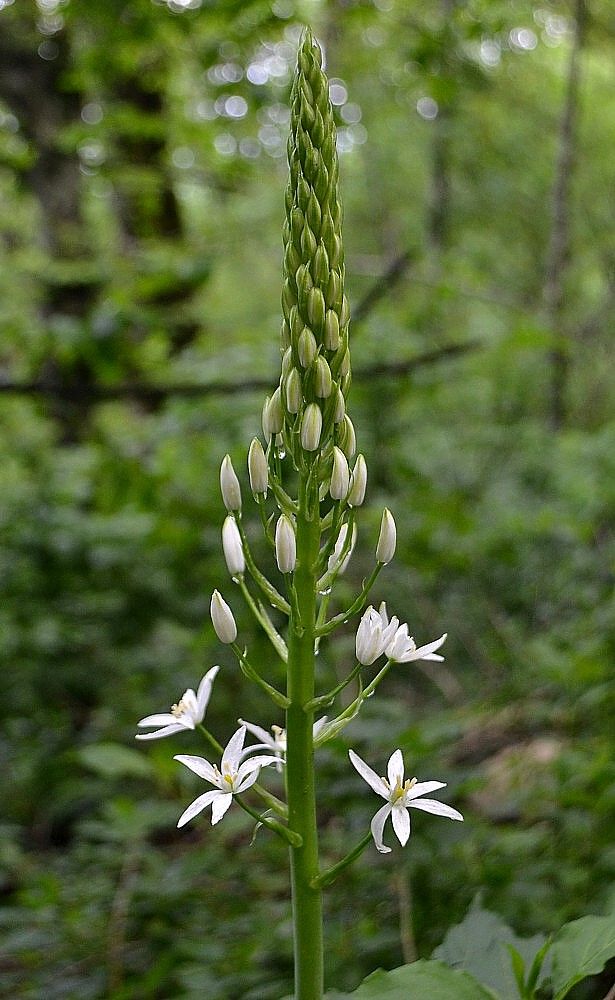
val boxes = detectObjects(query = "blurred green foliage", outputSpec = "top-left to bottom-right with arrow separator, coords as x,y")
1,0 -> 615,997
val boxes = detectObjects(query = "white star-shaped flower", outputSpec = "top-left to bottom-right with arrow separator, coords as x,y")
135,666 -> 219,740
349,747 -> 463,853
238,717 -> 329,771
355,604 -> 399,665
174,726 -> 279,828
355,603 -> 447,666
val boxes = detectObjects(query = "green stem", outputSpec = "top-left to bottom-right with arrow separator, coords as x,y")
238,578 -> 289,662
315,563 -> 383,637
236,519 -> 290,614
234,793 -> 302,847
305,660 -> 363,712
311,832 -> 372,888
232,642 -> 290,709
286,467 -> 323,999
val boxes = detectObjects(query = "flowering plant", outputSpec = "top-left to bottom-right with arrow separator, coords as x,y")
136,29 -> 462,999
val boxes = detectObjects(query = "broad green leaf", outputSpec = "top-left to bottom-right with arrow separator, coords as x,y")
433,903 -> 548,1000
549,914 -> 615,999
322,960 -> 498,998
76,742 -> 154,779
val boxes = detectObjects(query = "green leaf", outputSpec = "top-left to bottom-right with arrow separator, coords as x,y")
76,742 -> 155,779
433,902 -> 548,1000
321,960 -> 498,998
549,914 -> 615,999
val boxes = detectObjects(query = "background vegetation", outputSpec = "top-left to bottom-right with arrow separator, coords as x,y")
1,0 -> 614,996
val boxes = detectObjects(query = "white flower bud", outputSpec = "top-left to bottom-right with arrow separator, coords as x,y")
248,438 -> 268,495
348,454 -> 367,507
275,515 -> 296,574
340,349 -> 350,377
285,368 -> 303,414
263,387 -> 284,439
314,356 -> 332,398
298,328 -> 317,368
376,508 -> 396,565
338,415 -> 356,459
210,590 -> 237,644
327,521 -> 356,575
301,403 -> 322,452
220,454 -> 241,512
222,516 -> 245,576
330,446 -> 350,500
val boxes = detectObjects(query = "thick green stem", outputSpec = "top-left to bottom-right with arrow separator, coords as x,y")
286,470 -> 323,999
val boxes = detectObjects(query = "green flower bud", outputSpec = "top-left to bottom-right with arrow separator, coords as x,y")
313,244 -> 329,286
323,310 -> 340,351
298,328 -> 317,368
338,414 -> 356,459
307,286 -> 325,333
332,385 -> 346,423
301,402 -> 322,452
340,294 -> 350,327
281,346 -> 293,378
285,368 -> 303,414
248,438 -> 268,495
314,356 -> 332,398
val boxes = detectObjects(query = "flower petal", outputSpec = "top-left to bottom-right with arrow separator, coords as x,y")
370,802 -> 393,853
312,717 -> 328,738
137,713 -> 178,727
387,749 -> 405,788
406,780 -> 447,800
349,749 -> 389,798
391,803 -> 411,846
136,723 -> 184,740
211,792 -> 233,825
235,755 -> 280,785
222,726 -> 247,773
235,769 -> 262,794
177,789 -> 221,828
400,633 -> 447,662
238,719 -> 275,747
196,666 -> 220,718
173,754 -> 219,786
408,798 -> 463,821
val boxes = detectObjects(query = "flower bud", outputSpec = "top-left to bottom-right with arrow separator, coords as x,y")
222,516 -> 245,576
314,356 -> 332,398
220,454 -> 241,512
340,294 -> 350,327
338,415 -> 356,459
298,328 -> 317,368
323,310 -> 340,351
210,590 -> 237,644
376,508 -> 396,565
307,286 -> 325,333
332,385 -> 345,423
281,346 -> 293,379
301,403 -> 322,452
275,514 -> 297,574
248,438 -> 268,495
263,387 -> 284,439
340,349 -> 350,377
327,522 -> 356,575
285,367 -> 303,414
330,446 -> 350,500
348,454 -> 367,507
